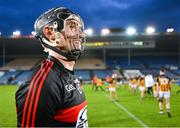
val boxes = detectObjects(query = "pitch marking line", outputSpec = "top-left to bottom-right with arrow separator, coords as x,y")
103,93 -> 149,128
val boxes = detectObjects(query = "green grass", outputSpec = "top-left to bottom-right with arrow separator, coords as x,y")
0,84 -> 180,127
0,85 -> 18,127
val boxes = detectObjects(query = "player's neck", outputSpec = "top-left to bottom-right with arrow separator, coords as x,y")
58,58 -> 75,71
48,49 -> 75,71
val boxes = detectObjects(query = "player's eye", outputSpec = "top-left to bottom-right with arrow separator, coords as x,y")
69,22 -> 76,28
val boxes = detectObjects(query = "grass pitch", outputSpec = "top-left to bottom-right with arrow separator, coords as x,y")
0,84 -> 180,127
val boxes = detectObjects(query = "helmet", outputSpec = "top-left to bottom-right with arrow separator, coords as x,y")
34,7 -> 85,61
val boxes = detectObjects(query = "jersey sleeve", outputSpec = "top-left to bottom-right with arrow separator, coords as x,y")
33,77 -> 63,126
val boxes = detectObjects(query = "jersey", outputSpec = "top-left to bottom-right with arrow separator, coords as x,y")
96,78 -> 102,86
109,79 -> 116,88
139,78 -> 145,87
15,56 -> 88,127
92,76 -> 97,85
131,78 -> 137,85
157,75 -> 171,92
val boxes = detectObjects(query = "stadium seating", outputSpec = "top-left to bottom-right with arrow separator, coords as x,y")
173,70 -> 180,75
141,68 -> 179,79
11,70 -> 32,85
135,56 -> 179,68
123,69 -> 142,79
75,58 -> 106,69
0,58 -> 40,70
0,70 -> 20,84
106,57 -> 142,69
92,69 -> 113,79
74,70 -> 90,80
0,71 -> 4,78
106,56 -> 178,69
0,56 -> 179,84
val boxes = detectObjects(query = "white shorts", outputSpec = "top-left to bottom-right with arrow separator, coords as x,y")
131,84 -> 137,89
153,90 -> 159,98
139,86 -> 145,92
109,87 -> 116,92
159,91 -> 170,98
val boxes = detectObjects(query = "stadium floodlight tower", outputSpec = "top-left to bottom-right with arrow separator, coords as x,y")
146,26 -> 155,34
12,30 -> 21,37
84,28 -> 94,36
126,27 -> 136,36
101,28 -> 110,36
166,27 -> 174,33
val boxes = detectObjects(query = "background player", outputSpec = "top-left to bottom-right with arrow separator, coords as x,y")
156,70 -> 172,118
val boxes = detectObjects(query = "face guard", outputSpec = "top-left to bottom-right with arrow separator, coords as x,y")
34,7 -> 85,61
62,14 -> 85,58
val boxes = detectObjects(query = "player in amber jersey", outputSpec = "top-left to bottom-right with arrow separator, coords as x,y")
96,78 -> 104,91
138,76 -> 146,100
156,74 -> 172,118
130,77 -> 138,95
109,78 -> 117,100
92,75 -> 98,90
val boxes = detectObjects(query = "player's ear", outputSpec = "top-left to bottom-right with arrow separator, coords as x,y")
43,26 -> 55,40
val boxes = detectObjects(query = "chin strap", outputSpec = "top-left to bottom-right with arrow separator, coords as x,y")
43,42 -> 82,61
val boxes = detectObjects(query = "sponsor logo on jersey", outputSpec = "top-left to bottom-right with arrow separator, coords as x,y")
65,84 -> 76,92
74,78 -> 82,94
76,106 -> 88,128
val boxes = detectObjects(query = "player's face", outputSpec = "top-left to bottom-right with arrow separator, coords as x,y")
60,18 -> 85,52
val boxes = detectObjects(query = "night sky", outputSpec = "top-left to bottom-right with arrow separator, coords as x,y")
0,0 -> 180,36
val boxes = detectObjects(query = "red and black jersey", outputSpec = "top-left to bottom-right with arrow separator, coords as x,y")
15,56 -> 88,127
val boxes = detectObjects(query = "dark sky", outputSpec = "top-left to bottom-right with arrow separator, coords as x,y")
0,0 -> 180,36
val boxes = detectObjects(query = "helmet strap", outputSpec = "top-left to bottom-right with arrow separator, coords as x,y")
42,38 -> 81,61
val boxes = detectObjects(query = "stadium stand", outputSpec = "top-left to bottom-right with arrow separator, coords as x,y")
11,70 -> 32,85
74,70 -> 90,80
92,69 -> 113,79
106,57 -> 143,69
0,34 -> 179,84
0,71 -> 4,78
113,69 -> 123,78
141,68 -> 179,79
0,70 -> 20,84
135,56 -> 179,68
174,70 -> 180,75
75,58 -> 106,69
123,69 -> 142,79
0,58 -> 13,67
0,58 -> 40,70
0,59 -> 3,66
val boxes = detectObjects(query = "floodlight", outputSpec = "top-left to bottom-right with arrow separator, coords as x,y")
146,27 -> 155,34
101,28 -> 110,36
84,28 -> 93,36
166,28 -> 174,33
126,27 -> 136,35
13,30 -> 21,36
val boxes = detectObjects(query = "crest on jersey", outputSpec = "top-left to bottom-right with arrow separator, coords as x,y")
76,106 -> 88,128
65,84 -> 76,92
74,78 -> 82,94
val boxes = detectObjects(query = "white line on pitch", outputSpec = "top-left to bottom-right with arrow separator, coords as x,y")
103,93 -> 148,128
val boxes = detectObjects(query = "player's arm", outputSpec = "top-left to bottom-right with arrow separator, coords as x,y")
33,80 -> 62,126
155,77 -> 160,91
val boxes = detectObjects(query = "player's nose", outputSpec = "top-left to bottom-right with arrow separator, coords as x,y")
79,30 -> 85,39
